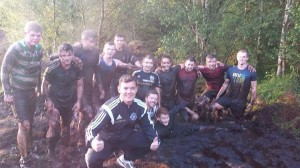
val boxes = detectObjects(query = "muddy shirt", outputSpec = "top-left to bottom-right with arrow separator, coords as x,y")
73,45 -> 99,96
199,65 -> 229,92
95,58 -> 117,100
158,65 -> 181,106
155,104 -> 186,139
132,70 -> 160,101
1,40 -> 43,95
226,66 -> 257,104
113,47 -> 138,79
85,97 -> 156,146
176,69 -> 198,100
44,59 -> 83,107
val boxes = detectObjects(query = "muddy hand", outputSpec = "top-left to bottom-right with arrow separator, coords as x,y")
4,95 -> 13,104
246,104 -> 253,112
192,113 -> 199,120
150,137 -> 159,151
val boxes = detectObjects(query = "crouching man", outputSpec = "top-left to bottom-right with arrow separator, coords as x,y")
85,75 -> 159,168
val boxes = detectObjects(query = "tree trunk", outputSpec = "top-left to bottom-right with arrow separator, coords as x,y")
53,0 -> 57,50
98,0 -> 105,48
277,0 -> 292,76
256,0 -> 263,71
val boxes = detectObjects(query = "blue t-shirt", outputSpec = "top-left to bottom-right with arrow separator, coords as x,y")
225,66 -> 256,103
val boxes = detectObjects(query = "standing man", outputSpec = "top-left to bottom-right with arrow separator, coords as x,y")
111,34 -> 141,96
212,49 -> 257,123
132,55 -> 161,104
73,29 -> 99,147
42,43 -> 83,155
95,42 -> 136,104
156,54 -> 182,110
176,57 -> 199,121
85,75 -> 159,168
1,21 -> 43,168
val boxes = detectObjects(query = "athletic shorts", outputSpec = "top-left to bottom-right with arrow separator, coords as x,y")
12,89 -> 36,123
53,102 -> 74,127
215,95 -> 246,119
176,95 -> 195,110
202,90 -> 218,100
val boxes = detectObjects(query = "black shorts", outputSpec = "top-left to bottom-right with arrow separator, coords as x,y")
176,95 -> 195,109
202,90 -> 218,100
215,95 -> 246,118
12,89 -> 36,123
53,102 -> 74,126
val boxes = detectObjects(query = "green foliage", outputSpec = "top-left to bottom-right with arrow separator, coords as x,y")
0,0 -> 298,78
286,3 -> 300,73
258,74 -> 300,103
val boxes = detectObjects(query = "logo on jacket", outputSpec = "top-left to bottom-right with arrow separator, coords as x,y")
130,113 -> 137,121
150,75 -> 154,82
116,115 -> 122,120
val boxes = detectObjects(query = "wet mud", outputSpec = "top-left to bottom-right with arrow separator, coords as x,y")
0,101 -> 300,168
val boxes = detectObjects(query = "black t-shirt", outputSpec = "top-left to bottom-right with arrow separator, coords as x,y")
158,65 -> 181,100
73,45 -> 99,94
113,47 -> 138,78
44,60 -> 83,107
132,70 -> 160,101
95,58 -> 117,100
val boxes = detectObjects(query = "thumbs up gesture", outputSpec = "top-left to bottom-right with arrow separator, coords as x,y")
150,137 -> 160,151
91,134 -> 104,152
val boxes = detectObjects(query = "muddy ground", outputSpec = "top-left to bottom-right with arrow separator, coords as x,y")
0,99 -> 300,168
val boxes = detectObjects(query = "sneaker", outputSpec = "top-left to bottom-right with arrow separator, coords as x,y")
117,154 -> 135,168
20,157 -> 31,168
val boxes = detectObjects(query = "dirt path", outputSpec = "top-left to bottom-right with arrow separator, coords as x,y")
0,101 -> 300,168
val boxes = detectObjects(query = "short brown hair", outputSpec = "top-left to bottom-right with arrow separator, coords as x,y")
237,49 -> 249,57
24,21 -> 42,33
59,42 -> 73,53
119,75 -> 136,85
143,54 -> 154,62
206,54 -> 217,60
81,29 -> 97,40
155,107 -> 169,119
159,54 -> 172,65
146,90 -> 158,98
186,56 -> 196,63
114,33 -> 125,39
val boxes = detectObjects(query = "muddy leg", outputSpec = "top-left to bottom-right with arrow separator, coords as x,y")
78,107 -> 93,147
211,103 -> 224,123
17,120 -> 31,158
46,109 -> 60,154
196,96 -> 210,121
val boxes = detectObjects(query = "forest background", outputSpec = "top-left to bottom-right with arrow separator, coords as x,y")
0,0 -> 299,104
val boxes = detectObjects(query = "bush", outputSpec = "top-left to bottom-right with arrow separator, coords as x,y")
258,74 -> 300,104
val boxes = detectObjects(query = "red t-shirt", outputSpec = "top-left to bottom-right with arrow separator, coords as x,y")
199,66 -> 229,92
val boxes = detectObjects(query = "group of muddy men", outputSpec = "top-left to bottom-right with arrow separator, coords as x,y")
1,22 -> 257,168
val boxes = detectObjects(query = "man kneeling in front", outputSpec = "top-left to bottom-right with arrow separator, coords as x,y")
85,74 -> 159,168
